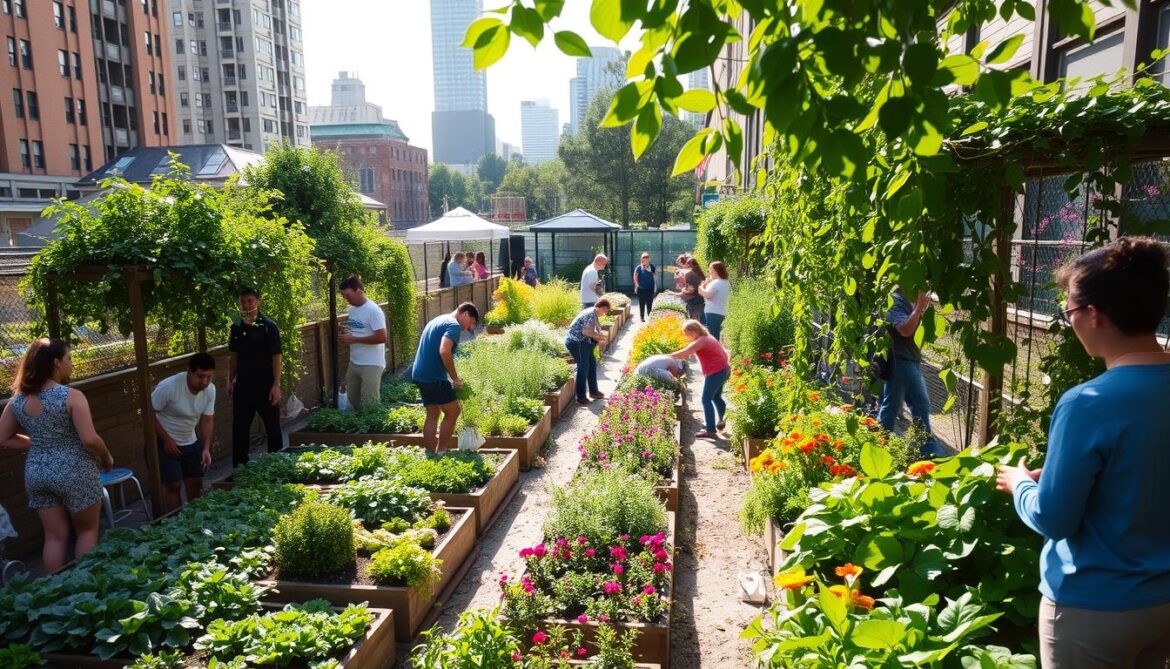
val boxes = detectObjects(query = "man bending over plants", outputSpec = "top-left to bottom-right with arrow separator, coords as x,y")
152,353 -> 216,513
411,302 -> 480,452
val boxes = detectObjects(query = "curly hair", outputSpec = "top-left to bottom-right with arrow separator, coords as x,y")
1055,236 -> 1169,336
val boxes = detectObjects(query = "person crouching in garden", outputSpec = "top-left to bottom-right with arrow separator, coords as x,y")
669,320 -> 729,440
634,354 -> 684,385
411,302 -> 480,452
152,353 -> 216,514
565,299 -> 611,405
996,236 -> 1170,667
0,338 -> 113,573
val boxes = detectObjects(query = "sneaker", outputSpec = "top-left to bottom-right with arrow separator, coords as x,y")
695,430 -> 717,439
590,392 -> 606,400
716,420 -> 726,431
577,397 -> 591,406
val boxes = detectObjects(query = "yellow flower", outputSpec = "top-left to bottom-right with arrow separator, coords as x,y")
907,461 -> 936,477
774,568 -> 815,591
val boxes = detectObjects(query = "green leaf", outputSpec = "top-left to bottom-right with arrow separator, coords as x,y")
509,6 -> 545,47
534,0 -> 566,21
461,17 -> 504,49
902,43 -> 938,88
818,583 -> 849,634
850,619 -> 907,650
601,82 -> 649,128
671,128 -> 718,176
470,24 -> 511,70
591,0 -> 634,43
632,104 -> 663,160
910,119 -> 943,156
674,89 -> 717,113
844,275 -> 857,296
878,96 -> 915,139
860,443 -> 893,479
961,121 -> 988,136
855,533 -> 905,570
937,54 -> 980,86
985,34 -> 1025,65
553,30 -> 591,57
724,118 -> 744,168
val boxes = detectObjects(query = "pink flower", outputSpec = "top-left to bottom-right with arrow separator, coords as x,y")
584,548 -> 595,558
577,535 -> 588,545
533,544 -> 547,558
577,614 -> 589,624
532,631 -> 548,645
519,548 -> 532,558
602,581 -> 622,595
643,584 -> 656,595
598,614 -> 609,623
631,596 -> 642,607
499,573 -> 508,585
512,651 -> 522,661
654,549 -> 668,561
556,538 -> 568,548
610,546 -> 628,561
576,647 -> 587,656
642,450 -> 652,458
612,563 -> 625,575
619,534 -> 630,541
522,576 -> 535,595
653,562 -> 671,574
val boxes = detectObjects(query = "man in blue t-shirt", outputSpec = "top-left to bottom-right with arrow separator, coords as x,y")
411,302 -> 480,452
877,288 -> 941,457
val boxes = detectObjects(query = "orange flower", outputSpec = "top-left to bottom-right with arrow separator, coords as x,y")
789,431 -> 803,441
816,433 -> 831,443
736,384 -> 747,393
854,594 -> 875,610
832,439 -> 846,450
766,461 -> 787,474
835,563 -> 863,578
811,418 -> 822,427
879,437 -> 888,445
827,585 -> 876,610
862,417 -> 877,428
839,405 -> 854,413
907,461 -> 936,477
799,440 -> 817,454
765,377 -> 775,388
808,392 -> 821,402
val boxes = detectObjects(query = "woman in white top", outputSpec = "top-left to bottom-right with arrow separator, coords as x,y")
699,261 -> 731,340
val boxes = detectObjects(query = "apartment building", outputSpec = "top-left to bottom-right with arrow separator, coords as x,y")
168,0 -> 309,152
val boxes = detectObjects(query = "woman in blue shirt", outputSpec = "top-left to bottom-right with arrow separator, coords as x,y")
633,253 -> 656,321
997,237 -> 1170,667
565,299 -> 611,405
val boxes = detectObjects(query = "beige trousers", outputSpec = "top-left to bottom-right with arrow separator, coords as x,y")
345,364 -> 384,411
1040,597 -> 1170,669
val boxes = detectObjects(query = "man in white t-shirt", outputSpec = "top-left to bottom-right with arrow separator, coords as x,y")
580,254 -> 608,307
152,353 -> 217,513
339,275 -> 387,410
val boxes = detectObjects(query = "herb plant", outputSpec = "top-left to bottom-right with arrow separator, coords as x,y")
368,543 -> 441,588
325,480 -> 432,528
544,471 -> 666,549
272,500 -> 355,579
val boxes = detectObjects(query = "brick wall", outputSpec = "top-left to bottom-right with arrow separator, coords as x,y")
0,277 -> 497,558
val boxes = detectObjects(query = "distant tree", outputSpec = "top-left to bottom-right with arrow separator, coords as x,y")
429,163 -> 486,216
510,153 -> 527,166
428,163 -> 454,218
498,159 -> 568,222
476,153 -> 509,196
632,115 -> 696,227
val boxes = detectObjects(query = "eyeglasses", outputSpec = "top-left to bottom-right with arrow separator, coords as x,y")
1058,304 -> 1089,325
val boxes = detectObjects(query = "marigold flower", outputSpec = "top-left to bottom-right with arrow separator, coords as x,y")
774,569 -> 815,591
799,440 -> 817,454
835,563 -> 863,578
907,460 -> 936,477
808,392 -> 821,402
532,631 -> 548,644
811,418 -> 822,427
822,455 -> 836,466
736,384 -> 748,393
832,439 -> 846,449
855,594 -> 876,610
829,464 -> 856,478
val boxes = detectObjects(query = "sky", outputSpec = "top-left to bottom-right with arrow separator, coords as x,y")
302,1 -> 638,156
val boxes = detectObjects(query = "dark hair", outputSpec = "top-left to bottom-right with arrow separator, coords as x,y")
476,251 -> 486,264
594,298 -> 612,310
455,302 -> 480,323
710,261 -> 729,279
12,338 -> 69,395
1056,236 -> 1169,336
188,352 -> 216,372
239,287 -> 260,299
339,275 -> 364,292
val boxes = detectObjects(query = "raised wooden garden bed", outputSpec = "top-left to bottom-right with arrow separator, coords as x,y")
485,325 -> 506,335
430,448 -> 519,536
763,515 -> 786,578
742,436 -> 769,472
653,421 -> 682,512
42,606 -> 397,669
479,404 -> 552,471
673,386 -> 687,422
289,428 -> 452,450
545,375 -> 577,420
258,507 -> 477,641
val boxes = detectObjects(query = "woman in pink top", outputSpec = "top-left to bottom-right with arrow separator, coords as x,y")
670,319 -> 730,439
474,252 -> 489,280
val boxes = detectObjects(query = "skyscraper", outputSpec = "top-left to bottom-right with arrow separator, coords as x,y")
684,68 -> 712,127
520,100 -> 558,164
430,0 -> 494,166
168,0 -> 311,153
568,46 -> 622,135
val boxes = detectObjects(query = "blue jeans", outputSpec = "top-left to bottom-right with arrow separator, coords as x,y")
878,357 -> 941,457
704,313 -> 724,341
566,339 -> 600,400
701,368 -> 729,432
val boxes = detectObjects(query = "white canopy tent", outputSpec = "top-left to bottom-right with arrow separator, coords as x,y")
405,207 -> 511,242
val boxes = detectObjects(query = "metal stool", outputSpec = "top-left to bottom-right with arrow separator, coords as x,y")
100,468 -> 151,528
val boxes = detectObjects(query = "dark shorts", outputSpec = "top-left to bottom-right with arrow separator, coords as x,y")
414,380 -> 456,406
158,437 -> 204,484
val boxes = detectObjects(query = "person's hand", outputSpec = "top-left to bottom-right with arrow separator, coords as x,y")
453,378 -> 464,391
100,451 -> 114,472
995,457 -> 1040,494
915,292 -> 930,312
201,448 -> 212,472
269,385 -> 282,406
339,333 -> 355,344
163,437 -> 182,458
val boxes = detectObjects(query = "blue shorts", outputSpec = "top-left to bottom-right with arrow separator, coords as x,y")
158,437 -> 204,484
414,380 -> 456,406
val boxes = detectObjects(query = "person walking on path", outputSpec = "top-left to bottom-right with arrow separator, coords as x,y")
152,353 -> 216,514
680,256 -> 706,322
0,339 -> 112,573
580,254 -> 608,308
516,256 -> 538,287
699,261 -> 731,340
411,303 -> 480,452
228,288 -> 283,467
996,237 -> 1170,668
633,253 -> 657,321
565,299 -> 611,404
877,287 -> 941,457
448,252 -> 474,288
339,275 -> 387,411
670,319 -> 729,440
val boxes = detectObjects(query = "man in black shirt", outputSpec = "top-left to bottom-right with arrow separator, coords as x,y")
228,288 -> 283,466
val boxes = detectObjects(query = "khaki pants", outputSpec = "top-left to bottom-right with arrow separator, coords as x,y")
1040,597 -> 1170,669
345,364 -> 384,411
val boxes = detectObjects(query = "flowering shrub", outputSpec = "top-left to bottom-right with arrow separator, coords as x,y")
578,388 -> 679,484
531,279 -> 580,327
485,278 -> 536,327
626,313 -> 689,369
741,407 -> 919,530
503,320 -> 569,357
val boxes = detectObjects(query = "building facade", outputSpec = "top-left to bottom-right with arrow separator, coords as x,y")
568,45 -> 621,136
430,0 -> 494,166
168,0 -> 309,152
0,0 -> 168,245
520,99 -> 558,164
311,72 -> 429,227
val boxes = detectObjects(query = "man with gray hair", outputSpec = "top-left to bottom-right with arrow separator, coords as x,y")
580,254 -> 608,308
634,354 -> 685,384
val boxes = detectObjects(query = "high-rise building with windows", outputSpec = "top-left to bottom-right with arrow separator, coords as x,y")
568,45 -> 622,136
430,0 -> 494,166
0,0 -> 167,245
520,100 -> 558,164
684,68 -> 711,127
168,0 -> 309,152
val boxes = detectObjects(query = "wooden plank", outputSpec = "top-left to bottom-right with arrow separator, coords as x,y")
128,276 -> 163,517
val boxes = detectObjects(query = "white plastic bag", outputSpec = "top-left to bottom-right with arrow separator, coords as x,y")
337,392 -> 350,411
738,572 -> 767,605
283,393 -> 306,419
458,426 -> 485,452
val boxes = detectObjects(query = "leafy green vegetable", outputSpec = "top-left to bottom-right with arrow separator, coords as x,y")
194,601 -> 372,667
367,543 -> 442,588
273,500 -> 355,579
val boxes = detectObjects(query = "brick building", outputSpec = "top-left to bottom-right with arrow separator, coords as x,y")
310,72 -> 428,227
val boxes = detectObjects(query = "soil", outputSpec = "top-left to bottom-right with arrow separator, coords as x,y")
416,313 -> 772,668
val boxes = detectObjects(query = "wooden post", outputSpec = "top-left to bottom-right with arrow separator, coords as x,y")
46,279 -> 61,340
128,275 -> 164,515
977,188 -> 1014,445
328,268 -> 340,408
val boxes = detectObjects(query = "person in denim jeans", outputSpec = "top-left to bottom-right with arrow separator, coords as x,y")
565,300 -> 611,404
669,319 -> 729,440
877,288 -> 940,457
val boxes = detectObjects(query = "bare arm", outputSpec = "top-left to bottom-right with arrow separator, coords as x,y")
439,337 -> 462,389
633,270 -> 639,291
341,328 -> 387,345
894,294 -> 930,338
0,403 -> 31,451
199,413 -> 214,470
67,389 -> 112,468
669,340 -> 705,360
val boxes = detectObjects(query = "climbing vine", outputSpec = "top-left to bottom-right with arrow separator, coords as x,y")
695,195 -> 767,275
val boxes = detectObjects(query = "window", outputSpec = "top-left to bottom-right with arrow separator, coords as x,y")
236,36 -> 245,52
192,66 -> 201,81
144,32 -> 152,52
1,0 -> 9,14
178,65 -> 186,80
197,119 -> 207,133
19,140 -> 29,168
206,120 -> 213,133
11,89 -> 23,118
76,99 -> 86,125
238,64 -> 247,79
7,37 -> 14,66
82,145 -> 91,171
154,33 -> 161,56
72,53 -> 81,80
64,96 -> 74,123
241,91 -> 249,106
158,73 -> 165,95
175,39 -> 183,55
296,124 -> 306,139
13,0 -> 23,18
190,40 -> 198,55
180,92 -> 189,107
148,71 -> 155,93
20,40 -> 31,69
195,93 -> 202,107
262,118 -> 276,133
201,67 -> 210,80
293,76 -> 303,91
290,26 -> 301,41
242,117 -> 251,132
182,119 -> 191,133
67,5 -> 75,31
162,112 -> 168,135
53,2 -> 65,28
172,10 -> 181,25
359,167 -> 374,193
31,141 -> 43,169
200,41 -> 208,56
1058,31 -> 1125,92
69,144 -> 80,170
26,91 -> 37,119
153,111 -> 159,133
58,50 -> 68,76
